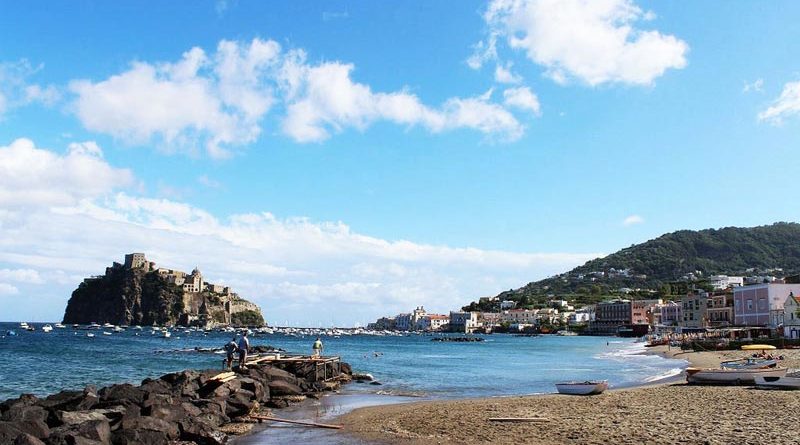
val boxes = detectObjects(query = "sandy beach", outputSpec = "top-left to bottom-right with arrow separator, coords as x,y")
338,346 -> 800,445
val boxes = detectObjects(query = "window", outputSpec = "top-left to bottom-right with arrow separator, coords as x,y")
747,299 -> 753,310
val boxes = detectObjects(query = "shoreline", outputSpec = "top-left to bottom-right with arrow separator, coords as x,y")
333,345 -> 800,445
238,341 -> 693,444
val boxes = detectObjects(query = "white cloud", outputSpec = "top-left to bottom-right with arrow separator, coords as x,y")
0,60 -> 60,117
758,81 -> 800,125
0,139 -> 600,325
0,268 -> 43,284
278,52 -> 524,142
477,0 -> 688,86
623,214 -> 644,226
503,86 -> 541,116
0,283 -> 19,296
495,63 -> 522,84
197,175 -> 222,189
0,138 -> 134,208
70,39 -> 280,158
743,78 -> 764,93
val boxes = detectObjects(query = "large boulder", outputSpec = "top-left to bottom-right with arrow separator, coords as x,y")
99,384 -> 145,407
340,362 -> 352,375
38,390 -> 87,412
120,416 -> 179,440
267,380 -> 303,397
190,400 -> 228,427
262,366 -> 299,385
224,390 -> 255,419
138,379 -> 172,397
0,421 -> 24,444
48,419 -> 111,445
177,418 -> 228,445
110,428 -> 168,445
14,433 -> 46,445
237,378 -> 267,403
0,394 -> 39,416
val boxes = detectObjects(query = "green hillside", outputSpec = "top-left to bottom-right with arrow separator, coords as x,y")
464,222 -> 800,311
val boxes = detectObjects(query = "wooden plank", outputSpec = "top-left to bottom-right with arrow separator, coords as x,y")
209,372 -> 235,381
250,415 -> 343,430
219,375 -> 237,383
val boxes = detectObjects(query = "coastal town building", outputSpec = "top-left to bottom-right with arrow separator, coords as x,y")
568,307 -> 593,325
783,293 -> 800,339
631,299 -> 661,325
500,300 -> 517,310
708,275 -> 744,290
449,311 -> 480,333
733,283 -> 800,327
591,299 -> 631,334
417,314 -> 449,331
503,309 -> 539,325
394,313 -> 412,331
659,301 -> 682,326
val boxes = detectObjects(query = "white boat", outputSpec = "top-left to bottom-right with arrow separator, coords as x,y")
113,326 -> 125,332
19,322 -> 29,329
720,358 -> 777,369
54,323 -> 66,329
754,375 -> 800,390
686,367 -> 787,385
86,333 -> 95,338
41,324 -> 53,333
555,380 -> 609,395
163,331 -> 171,338
103,331 -> 113,336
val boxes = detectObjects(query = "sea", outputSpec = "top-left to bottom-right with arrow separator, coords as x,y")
0,322 -> 688,443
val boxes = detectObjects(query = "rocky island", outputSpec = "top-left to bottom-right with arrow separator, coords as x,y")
63,253 -> 265,327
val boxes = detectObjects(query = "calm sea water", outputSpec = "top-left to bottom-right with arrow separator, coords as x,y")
0,322 -> 686,402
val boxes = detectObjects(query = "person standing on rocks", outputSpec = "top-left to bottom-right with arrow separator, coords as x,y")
313,337 -> 323,358
224,336 -> 238,370
238,331 -> 250,370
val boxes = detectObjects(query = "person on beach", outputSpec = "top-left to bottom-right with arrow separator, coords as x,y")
313,337 -> 323,358
224,336 -> 238,370
238,331 -> 250,369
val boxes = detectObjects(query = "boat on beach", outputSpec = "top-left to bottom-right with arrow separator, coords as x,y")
754,375 -> 800,390
555,380 -> 608,395
720,357 -> 777,369
686,366 -> 787,385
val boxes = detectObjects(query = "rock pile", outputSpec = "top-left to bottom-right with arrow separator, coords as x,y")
0,362 -> 353,445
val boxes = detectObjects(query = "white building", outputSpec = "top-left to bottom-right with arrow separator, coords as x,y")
708,275 -> 744,290
502,309 -> 539,325
500,300 -> 517,310
784,293 -> 800,339
449,311 -> 480,333
417,314 -> 449,331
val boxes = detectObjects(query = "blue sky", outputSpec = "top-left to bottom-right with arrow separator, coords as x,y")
1,1 -> 800,325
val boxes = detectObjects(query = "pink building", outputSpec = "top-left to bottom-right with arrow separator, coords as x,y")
733,283 -> 800,327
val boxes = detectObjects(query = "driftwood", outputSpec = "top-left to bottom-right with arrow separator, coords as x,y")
249,414 -> 344,429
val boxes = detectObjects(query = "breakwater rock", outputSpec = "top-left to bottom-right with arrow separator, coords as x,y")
431,337 -> 484,342
0,361 -> 353,445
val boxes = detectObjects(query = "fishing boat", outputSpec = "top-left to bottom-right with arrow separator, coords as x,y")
754,375 -> 800,390
41,324 -> 53,333
720,357 -> 777,369
686,366 -> 787,385
555,380 -> 609,395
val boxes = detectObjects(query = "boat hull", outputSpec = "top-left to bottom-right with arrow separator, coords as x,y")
555,381 -> 608,395
686,367 -> 787,385
754,375 -> 800,390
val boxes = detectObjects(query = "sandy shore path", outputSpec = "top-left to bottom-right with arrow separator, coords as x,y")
338,346 -> 800,445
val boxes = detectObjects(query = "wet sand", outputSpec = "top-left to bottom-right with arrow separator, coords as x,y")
338,346 -> 800,445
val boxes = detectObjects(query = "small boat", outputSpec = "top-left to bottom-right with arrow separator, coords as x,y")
163,331 -> 171,338
686,367 -> 787,385
86,333 -> 95,338
6,330 -> 16,336
754,375 -> 800,390
720,358 -> 777,369
113,326 -> 124,332
41,324 -> 53,333
102,331 -> 113,336
555,381 -> 608,395
54,323 -> 66,329
19,322 -> 29,329
25,324 -> 35,331
741,344 -> 776,351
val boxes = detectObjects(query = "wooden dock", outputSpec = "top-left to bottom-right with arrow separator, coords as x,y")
245,354 -> 342,382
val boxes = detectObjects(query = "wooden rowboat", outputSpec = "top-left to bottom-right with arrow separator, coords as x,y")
555,380 -> 608,395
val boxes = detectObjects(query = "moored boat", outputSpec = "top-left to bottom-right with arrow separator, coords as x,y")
686,366 -> 787,385
41,324 -> 53,333
555,380 -> 608,395
754,375 -> 800,390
